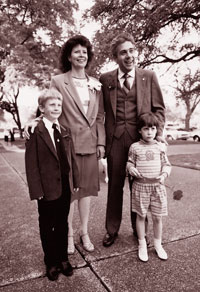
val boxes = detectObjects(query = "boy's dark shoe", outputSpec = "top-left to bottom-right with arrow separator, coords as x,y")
60,261 -> 73,277
46,266 -> 59,281
103,233 -> 118,247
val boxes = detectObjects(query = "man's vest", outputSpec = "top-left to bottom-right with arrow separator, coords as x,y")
114,80 -> 138,140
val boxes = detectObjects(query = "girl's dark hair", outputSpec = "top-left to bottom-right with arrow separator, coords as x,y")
137,112 -> 159,130
59,35 -> 94,73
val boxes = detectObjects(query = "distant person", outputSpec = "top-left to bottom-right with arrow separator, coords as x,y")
99,32 -> 166,247
24,35 -> 105,254
4,129 -> 9,142
10,129 -> 15,142
127,112 -> 171,262
25,88 -> 79,281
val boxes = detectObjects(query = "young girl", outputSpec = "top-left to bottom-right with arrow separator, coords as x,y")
127,112 -> 171,262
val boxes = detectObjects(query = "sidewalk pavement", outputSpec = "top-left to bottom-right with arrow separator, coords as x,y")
0,140 -> 200,292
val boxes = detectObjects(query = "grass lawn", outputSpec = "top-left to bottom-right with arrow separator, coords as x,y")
1,138 -> 200,170
168,153 -> 200,170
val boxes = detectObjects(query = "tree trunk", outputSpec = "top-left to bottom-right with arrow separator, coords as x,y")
185,109 -> 191,130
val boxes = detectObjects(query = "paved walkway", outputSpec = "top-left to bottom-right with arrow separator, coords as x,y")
0,140 -> 200,291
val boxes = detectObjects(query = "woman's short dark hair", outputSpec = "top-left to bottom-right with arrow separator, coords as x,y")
111,33 -> 135,58
137,112 -> 159,130
59,35 -> 94,73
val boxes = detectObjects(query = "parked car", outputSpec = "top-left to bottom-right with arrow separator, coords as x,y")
190,129 -> 200,142
165,126 -> 200,141
176,128 -> 192,140
164,127 -> 178,140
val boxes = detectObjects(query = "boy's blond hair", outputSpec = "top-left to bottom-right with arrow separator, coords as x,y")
38,88 -> 63,107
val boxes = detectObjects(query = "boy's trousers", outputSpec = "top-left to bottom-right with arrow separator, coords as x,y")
37,182 -> 71,267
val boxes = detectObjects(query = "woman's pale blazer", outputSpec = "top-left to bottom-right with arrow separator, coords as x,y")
50,71 -> 105,155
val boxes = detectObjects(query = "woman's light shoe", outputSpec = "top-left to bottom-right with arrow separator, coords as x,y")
138,245 -> 148,262
68,235 -> 75,255
80,233 -> 94,252
155,245 -> 168,260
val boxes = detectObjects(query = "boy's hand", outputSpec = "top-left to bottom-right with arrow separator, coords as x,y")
129,166 -> 143,178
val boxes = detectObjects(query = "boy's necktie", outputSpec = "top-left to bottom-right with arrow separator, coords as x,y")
123,73 -> 131,91
52,123 -> 70,178
52,123 -> 62,160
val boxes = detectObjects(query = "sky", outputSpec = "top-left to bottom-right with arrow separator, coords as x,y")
75,0 -> 99,39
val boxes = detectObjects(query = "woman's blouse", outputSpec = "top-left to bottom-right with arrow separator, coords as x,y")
72,77 -> 90,114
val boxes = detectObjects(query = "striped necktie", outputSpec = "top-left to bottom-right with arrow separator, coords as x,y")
123,73 -> 131,91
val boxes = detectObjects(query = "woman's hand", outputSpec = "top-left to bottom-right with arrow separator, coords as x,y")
97,145 -> 105,159
24,120 -> 39,139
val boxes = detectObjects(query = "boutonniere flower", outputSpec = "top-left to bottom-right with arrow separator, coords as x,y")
107,79 -> 116,90
88,78 -> 102,92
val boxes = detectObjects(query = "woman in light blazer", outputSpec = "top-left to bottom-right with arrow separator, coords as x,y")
50,35 -> 105,254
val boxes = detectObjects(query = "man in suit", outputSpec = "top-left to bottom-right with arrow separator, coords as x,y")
100,33 -> 166,247
25,88 -> 79,281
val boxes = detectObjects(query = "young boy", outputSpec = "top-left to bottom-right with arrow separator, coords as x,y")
25,88 -> 79,281
127,112 -> 171,262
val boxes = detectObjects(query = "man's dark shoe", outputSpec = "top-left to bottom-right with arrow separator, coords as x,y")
46,266 -> 59,281
103,233 -> 118,247
60,261 -> 73,277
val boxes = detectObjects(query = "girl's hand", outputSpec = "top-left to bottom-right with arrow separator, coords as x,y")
157,172 -> 168,184
129,166 -> 143,178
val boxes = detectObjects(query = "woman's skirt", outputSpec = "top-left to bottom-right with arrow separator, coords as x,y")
71,152 -> 99,202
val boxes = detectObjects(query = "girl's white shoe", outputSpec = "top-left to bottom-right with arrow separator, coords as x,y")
155,245 -> 168,260
138,245 -> 148,262
154,238 -> 168,260
138,238 -> 148,262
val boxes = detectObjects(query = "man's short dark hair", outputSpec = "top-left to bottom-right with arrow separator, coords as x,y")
111,33 -> 135,58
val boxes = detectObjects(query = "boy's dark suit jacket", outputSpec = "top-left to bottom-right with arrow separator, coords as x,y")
25,120 -> 79,201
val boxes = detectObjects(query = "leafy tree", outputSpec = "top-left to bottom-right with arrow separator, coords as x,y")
85,0 -> 200,70
174,69 -> 200,129
0,0 -> 78,133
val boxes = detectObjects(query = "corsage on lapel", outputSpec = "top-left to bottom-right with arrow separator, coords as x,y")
88,78 -> 102,92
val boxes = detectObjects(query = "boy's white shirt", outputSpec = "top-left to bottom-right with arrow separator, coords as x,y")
43,117 -> 60,149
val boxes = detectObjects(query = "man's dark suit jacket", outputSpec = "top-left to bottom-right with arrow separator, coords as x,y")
99,67 -> 166,156
25,120 -> 79,201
